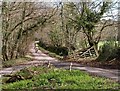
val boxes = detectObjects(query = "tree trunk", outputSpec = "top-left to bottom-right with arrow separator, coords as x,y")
118,21 -> 120,46
93,43 -> 99,57
87,33 -> 99,57
2,39 -> 8,61
10,2 -> 26,59
2,2 -> 9,61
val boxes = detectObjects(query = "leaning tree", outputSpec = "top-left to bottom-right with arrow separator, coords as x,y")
63,1 -> 116,57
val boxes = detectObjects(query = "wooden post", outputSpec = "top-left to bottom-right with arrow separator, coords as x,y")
93,45 -> 99,57
47,61 -> 50,67
89,49 -> 92,57
69,62 -> 72,72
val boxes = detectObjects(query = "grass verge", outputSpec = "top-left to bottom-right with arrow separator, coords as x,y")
2,57 -> 31,68
2,66 -> 120,90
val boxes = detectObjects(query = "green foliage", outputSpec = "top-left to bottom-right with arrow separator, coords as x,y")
3,66 -> 119,89
68,2 -> 111,48
44,46 -> 68,56
116,47 -> 120,60
15,68 -> 33,79
83,2 -> 110,31
38,41 -> 68,56
97,41 -> 118,61
38,46 -> 63,60
48,30 -> 62,47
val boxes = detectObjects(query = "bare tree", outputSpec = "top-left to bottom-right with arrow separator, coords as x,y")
2,2 -> 57,61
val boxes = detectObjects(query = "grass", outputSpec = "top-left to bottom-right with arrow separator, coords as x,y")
98,41 -> 119,50
2,66 -> 119,90
2,57 -> 31,68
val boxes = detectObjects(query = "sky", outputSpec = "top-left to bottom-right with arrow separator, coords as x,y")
0,0 -> 118,2
0,0 -> 119,20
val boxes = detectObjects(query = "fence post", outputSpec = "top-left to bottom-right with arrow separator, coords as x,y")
69,62 -> 72,72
